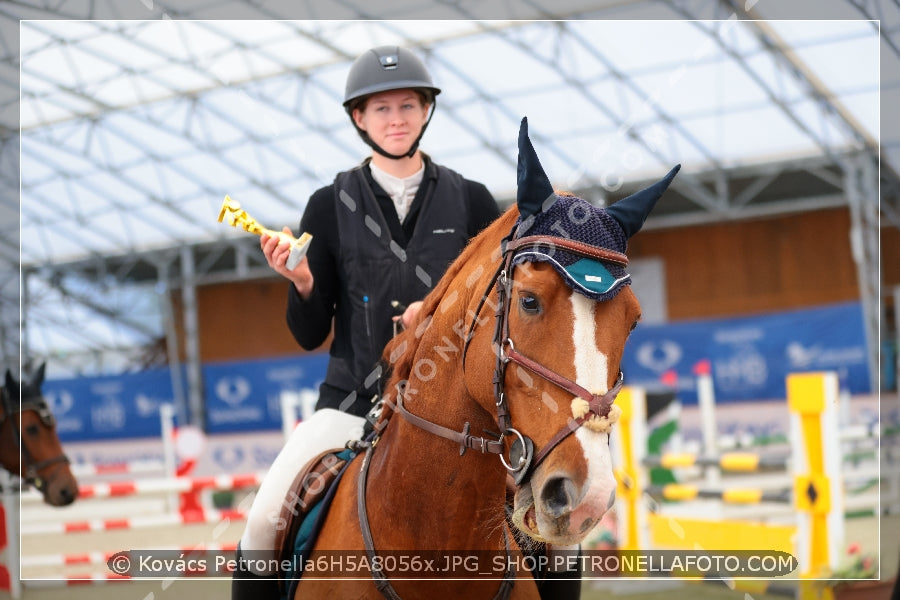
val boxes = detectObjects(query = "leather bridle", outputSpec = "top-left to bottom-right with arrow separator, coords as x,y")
394,228 -> 628,486
0,386 -> 70,494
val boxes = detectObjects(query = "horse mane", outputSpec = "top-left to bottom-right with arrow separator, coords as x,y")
378,206 -> 519,415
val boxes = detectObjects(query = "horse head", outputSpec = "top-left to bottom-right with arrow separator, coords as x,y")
1,364 -> 78,506
450,118 -> 679,547
498,118 -> 679,545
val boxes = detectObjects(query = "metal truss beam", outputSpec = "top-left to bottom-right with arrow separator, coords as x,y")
846,0 -> 900,60
487,20 -> 724,211
845,153 -> 882,393
722,0 -> 900,231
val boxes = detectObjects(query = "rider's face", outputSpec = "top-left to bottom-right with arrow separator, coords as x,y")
352,89 -> 429,156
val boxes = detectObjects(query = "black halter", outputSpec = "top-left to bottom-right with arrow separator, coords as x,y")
1,385 -> 70,493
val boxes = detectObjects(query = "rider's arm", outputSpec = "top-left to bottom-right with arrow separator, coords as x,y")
286,186 -> 339,351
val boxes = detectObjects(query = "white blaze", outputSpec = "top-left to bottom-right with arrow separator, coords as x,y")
569,291 -> 616,518
569,292 -> 608,393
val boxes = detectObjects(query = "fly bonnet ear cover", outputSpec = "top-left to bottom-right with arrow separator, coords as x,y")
513,117 -> 680,301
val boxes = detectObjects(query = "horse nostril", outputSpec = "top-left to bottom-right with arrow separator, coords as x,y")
540,477 -> 577,519
59,487 -> 77,505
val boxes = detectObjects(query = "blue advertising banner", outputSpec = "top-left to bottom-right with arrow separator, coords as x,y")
204,353 -> 329,433
44,300 -> 866,443
43,368 -> 176,442
621,302 -> 870,404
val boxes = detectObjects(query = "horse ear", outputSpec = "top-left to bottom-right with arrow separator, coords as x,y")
606,164 -> 681,239
33,362 -> 46,387
516,117 -> 555,219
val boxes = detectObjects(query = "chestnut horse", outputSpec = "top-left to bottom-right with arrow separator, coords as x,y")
0,364 -> 78,506
291,118 -> 679,599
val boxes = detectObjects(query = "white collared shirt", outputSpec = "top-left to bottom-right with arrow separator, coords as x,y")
369,161 -> 425,223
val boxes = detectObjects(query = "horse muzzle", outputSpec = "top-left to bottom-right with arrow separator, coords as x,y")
44,476 -> 79,506
510,438 -> 616,546
33,457 -> 79,507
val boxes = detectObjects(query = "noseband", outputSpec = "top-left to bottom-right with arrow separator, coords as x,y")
393,229 -> 627,485
1,386 -> 70,493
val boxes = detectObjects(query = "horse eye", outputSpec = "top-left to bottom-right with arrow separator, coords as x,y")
25,424 -> 40,437
519,294 -> 541,314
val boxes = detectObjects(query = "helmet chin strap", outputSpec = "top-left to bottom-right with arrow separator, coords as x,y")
362,131 -> 421,160
354,100 -> 437,160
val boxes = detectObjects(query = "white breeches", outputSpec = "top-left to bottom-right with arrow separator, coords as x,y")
239,408 -> 366,574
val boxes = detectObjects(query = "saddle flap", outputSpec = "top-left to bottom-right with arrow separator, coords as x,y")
274,447 -> 350,566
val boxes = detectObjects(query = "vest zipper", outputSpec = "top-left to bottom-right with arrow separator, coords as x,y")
363,295 -> 373,342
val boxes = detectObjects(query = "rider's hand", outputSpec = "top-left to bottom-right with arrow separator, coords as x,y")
400,301 -> 423,329
261,226 -> 314,299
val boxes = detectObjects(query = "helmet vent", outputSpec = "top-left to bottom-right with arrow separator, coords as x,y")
380,54 -> 398,69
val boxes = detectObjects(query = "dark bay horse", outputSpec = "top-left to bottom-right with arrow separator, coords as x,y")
0,363 -> 78,506
291,118 -> 679,598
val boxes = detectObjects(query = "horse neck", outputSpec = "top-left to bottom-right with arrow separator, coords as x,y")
365,312 -> 509,550
367,387 -> 508,550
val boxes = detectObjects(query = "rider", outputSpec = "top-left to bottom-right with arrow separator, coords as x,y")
232,45 -> 500,598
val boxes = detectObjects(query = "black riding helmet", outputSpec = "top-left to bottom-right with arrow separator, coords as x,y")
343,46 -> 441,160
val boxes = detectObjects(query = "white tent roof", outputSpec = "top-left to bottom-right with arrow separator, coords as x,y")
0,1 -> 895,374
16,18 -> 884,264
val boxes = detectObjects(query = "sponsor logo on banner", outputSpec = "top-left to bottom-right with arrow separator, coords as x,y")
43,388 -> 83,434
215,376 -> 252,406
252,443 -> 281,468
266,366 -> 307,383
709,328 -> 769,395
212,444 -> 245,471
91,395 -> 127,432
45,388 -> 74,415
136,393 -> 166,418
208,375 -> 263,426
265,366 -> 308,420
785,341 -> 866,370
635,340 -> 682,373
786,342 -> 820,368
712,346 -> 768,393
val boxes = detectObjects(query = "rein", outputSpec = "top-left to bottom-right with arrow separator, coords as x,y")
394,392 -> 503,456
0,387 -> 70,493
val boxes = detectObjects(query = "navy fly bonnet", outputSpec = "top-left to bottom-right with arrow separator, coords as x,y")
512,117 -> 680,301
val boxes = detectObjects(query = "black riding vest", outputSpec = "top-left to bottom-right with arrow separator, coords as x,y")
322,163 -> 471,413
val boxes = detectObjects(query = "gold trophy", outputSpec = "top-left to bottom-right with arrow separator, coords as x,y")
217,195 -> 312,269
